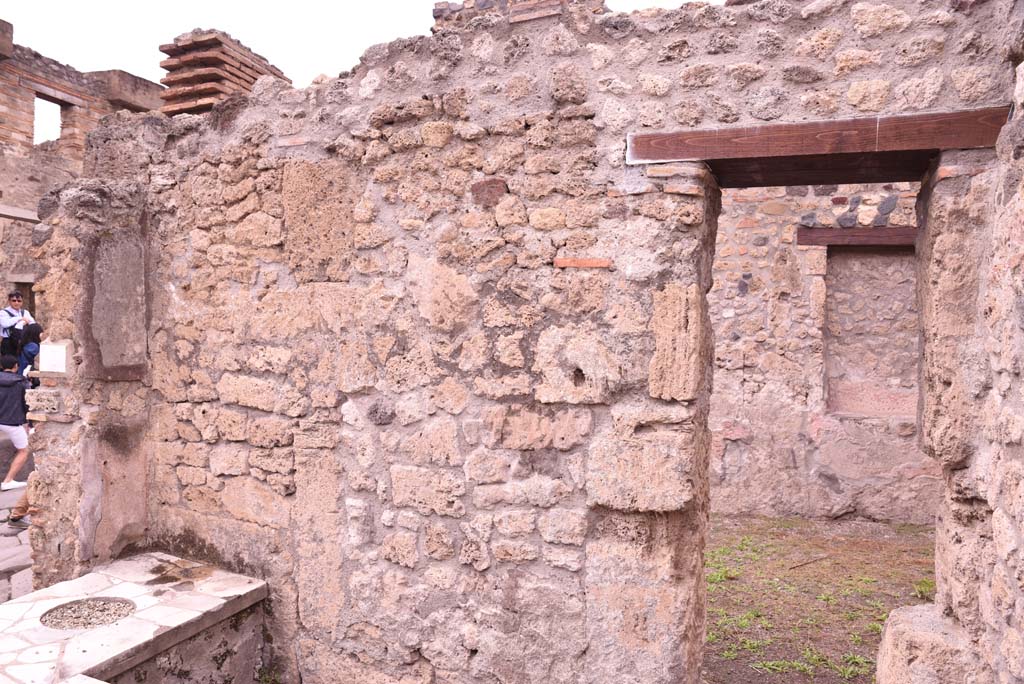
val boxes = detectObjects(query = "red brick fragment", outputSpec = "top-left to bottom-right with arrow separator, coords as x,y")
471,178 -> 509,207
553,257 -> 614,269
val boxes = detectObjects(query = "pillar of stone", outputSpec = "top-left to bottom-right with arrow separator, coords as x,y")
29,180 -> 151,586
584,162 -> 719,684
877,145 -> 1016,683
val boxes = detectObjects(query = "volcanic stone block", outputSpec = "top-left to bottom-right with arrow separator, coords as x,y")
649,283 -> 709,402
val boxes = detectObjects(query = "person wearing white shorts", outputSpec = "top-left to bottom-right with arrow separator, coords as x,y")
0,424 -> 26,450
0,354 -> 30,491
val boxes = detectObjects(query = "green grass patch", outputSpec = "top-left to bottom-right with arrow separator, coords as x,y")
913,578 -> 936,601
751,659 -> 815,675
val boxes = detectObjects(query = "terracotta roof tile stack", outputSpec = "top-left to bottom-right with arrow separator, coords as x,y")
159,30 -> 289,116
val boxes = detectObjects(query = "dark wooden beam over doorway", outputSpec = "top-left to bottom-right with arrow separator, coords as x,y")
797,226 -> 918,247
627,106 -> 1009,188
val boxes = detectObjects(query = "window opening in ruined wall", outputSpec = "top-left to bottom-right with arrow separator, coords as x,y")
32,97 -> 62,146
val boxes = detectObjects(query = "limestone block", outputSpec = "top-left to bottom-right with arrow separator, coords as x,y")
216,373 -> 307,417
26,390 -> 62,413
850,3 -> 911,37
795,27 -> 842,59
538,509 -> 588,546
407,255 -> 478,332
495,510 -> 537,537
950,67 -> 994,103
220,477 -> 290,529
550,64 -> 587,104
420,121 -> 453,148
543,546 -> 583,571
876,605 -> 983,684
248,448 -> 294,475
390,465 -> 465,517
834,49 -> 881,76
399,417 -> 461,467
494,195 -> 527,226
494,406 -> 592,451
848,80 -> 891,111
585,511 -> 704,684
381,531 -> 419,568
894,69 -> 944,111
472,475 -> 572,509
88,230 -> 147,379
528,207 -> 567,230
649,283 -> 708,402
227,211 -> 283,247
430,378 -> 469,415
209,445 -> 249,476
492,539 -> 539,563
246,416 -> 294,448
801,0 -> 847,18
411,522 -> 448,562
532,325 -> 623,404
464,448 -> 515,484
587,400 -> 702,512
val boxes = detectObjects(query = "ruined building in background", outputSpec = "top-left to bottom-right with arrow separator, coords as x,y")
0,19 -> 162,300
4,1 -> 1024,683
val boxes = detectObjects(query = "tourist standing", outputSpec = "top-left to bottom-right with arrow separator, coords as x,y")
0,355 -> 30,491
0,292 -> 34,357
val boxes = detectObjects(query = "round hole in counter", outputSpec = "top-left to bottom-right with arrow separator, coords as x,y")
41,597 -> 136,629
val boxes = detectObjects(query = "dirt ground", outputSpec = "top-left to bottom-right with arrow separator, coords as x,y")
702,515 -> 935,684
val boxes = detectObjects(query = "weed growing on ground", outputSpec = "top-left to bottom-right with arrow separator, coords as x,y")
751,660 -> 815,675
912,578 -> 936,600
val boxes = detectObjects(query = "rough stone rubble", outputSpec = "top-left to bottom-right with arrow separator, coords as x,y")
3,1 -> 1024,683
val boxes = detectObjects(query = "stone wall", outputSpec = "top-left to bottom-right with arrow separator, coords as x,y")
877,122 -> 1024,682
22,1 -> 1019,683
710,184 -> 940,523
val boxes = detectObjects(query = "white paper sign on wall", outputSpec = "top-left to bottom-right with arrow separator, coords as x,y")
38,340 -> 71,374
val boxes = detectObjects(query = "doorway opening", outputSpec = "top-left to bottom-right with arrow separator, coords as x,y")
627,106 -> 1003,684
702,182 -> 937,684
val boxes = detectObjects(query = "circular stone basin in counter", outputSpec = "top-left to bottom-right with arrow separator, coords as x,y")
41,597 -> 135,629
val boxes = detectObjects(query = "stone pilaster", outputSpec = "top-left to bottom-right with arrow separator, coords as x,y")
584,162 -> 718,684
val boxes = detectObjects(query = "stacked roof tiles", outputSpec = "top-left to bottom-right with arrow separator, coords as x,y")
159,30 -> 289,115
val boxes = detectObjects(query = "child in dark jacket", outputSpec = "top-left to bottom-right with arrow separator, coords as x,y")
16,323 -> 42,377
0,355 -> 30,491
16,323 -> 41,387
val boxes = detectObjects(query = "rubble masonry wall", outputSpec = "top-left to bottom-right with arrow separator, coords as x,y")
22,1 -> 1017,682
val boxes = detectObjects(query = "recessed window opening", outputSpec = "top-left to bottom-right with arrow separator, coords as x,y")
32,97 -> 63,146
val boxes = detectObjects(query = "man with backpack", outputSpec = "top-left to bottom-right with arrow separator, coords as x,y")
0,292 -> 34,356
0,354 -> 30,492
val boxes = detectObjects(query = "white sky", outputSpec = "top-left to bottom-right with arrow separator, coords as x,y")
5,0 -> 690,89
5,0 -> 699,143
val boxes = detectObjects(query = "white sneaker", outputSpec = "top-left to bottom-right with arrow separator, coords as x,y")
0,481 -> 26,491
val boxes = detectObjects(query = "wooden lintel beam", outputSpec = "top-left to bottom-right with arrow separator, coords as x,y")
627,106 -> 1010,165
0,204 -> 39,224
797,226 -> 917,247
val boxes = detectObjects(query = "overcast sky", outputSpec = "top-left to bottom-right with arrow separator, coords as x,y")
4,0 -> 693,89
6,0 -> 703,143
